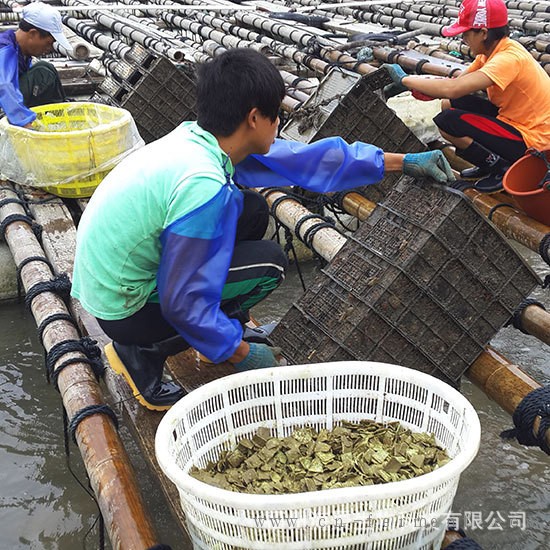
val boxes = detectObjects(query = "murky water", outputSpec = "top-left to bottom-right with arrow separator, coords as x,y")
0,246 -> 548,549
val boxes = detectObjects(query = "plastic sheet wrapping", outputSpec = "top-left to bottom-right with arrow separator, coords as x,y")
0,102 -> 144,198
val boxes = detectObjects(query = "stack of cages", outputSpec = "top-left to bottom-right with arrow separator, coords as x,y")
271,178 -> 541,387
96,44 -> 197,143
280,67 -> 426,204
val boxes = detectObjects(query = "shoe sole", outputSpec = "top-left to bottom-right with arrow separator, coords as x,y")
104,343 -> 171,412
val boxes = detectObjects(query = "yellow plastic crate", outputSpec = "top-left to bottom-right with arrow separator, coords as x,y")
0,102 -> 138,198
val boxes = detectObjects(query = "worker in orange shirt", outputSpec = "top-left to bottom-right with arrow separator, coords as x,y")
383,0 -> 550,192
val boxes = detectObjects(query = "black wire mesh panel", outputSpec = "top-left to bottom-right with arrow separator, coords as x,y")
271,178 -> 541,386
99,49 -> 197,143
280,68 -> 426,204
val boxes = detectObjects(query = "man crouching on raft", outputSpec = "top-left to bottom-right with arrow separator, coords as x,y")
71,49 -> 454,411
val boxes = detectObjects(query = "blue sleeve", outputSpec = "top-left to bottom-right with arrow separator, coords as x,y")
0,47 -> 36,127
157,184 -> 244,363
234,137 -> 385,191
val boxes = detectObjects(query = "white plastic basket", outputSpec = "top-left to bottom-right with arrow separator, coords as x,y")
155,362 -> 480,550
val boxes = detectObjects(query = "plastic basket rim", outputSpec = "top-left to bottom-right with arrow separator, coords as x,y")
155,361 -> 481,509
0,101 -> 132,136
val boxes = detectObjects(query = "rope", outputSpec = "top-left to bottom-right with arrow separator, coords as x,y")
24,272 -> 72,310
68,404 -> 119,444
539,233 -> 550,266
414,58 -> 430,73
45,337 -> 105,389
0,197 -> 26,209
37,312 -> 78,346
487,202 -> 515,221
147,546 -> 173,550
0,213 -> 43,242
302,219 -> 337,248
507,298 -> 546,334
501,386 -> 550,455
272,218 -> 307,292
16,255 -> 54,299
294,213 -> 323,241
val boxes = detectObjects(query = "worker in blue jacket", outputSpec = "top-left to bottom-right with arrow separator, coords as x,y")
72,48 -> 455,411
0,2 -> 71,127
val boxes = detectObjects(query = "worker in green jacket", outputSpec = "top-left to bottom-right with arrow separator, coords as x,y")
72,48 -> 454,411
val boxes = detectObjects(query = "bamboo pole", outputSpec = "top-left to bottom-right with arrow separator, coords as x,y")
259,187 -> 549,449
61,0 -> 187,61
0,185 -> 159,549
256,188 -> 348,259
462,188 -> 550,256
63,16 -> 133,60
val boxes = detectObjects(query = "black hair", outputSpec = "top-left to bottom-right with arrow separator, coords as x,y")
472,25 -> 509,50
197,49 -> 285,137
19,19 -> 51,38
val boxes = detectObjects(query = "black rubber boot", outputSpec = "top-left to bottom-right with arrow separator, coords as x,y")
105,335 -> 188,411
457,141 -> 509,179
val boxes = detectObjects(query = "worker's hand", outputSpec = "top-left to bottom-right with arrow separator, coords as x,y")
382,63 -> 407,86
381,63 -> 408,98
403,151 -> 455,183
233,342 -> 282,372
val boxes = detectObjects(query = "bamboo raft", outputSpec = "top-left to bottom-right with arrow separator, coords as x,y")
1,1 -> 550,548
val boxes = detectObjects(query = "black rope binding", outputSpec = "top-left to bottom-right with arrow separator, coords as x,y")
16,255 -> 54,300
45,336 -> 105,390
302,219 -> 337,248
68,404 -> 119,444
147,545 -> 173,550
0,197 -> 26,210
24,272 -> 72,310
507,298 -> 546,334
37,312 -> 78,347
294,213 -> 323,242
487,202 -> 515,221
501,386 -> 550,455
539,233 -> 550,266
270,194 -> 297,217
0,213 -> 42,242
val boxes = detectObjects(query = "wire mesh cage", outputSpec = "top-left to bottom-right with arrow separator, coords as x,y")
271,179 -> 541,385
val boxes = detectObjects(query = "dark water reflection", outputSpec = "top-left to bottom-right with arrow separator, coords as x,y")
0,304 -> 99,549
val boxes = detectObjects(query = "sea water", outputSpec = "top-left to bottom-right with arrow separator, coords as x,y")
0,247 -> 548,549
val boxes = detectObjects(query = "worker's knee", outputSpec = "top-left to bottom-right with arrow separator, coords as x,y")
237,190 -> 270,241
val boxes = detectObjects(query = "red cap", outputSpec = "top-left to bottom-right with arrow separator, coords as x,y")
442,0 -> 508,37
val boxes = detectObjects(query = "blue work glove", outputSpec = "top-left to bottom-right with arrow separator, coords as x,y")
382,63 -> 407,85
403,151 -> 456,183
381,63 -> 408,98
233,342 -> 282,372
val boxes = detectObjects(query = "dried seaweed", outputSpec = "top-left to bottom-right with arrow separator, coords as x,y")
190,420 -> 450,494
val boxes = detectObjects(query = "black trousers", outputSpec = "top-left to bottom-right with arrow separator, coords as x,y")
97,190 -> 288,346
433,95 -> 527,163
